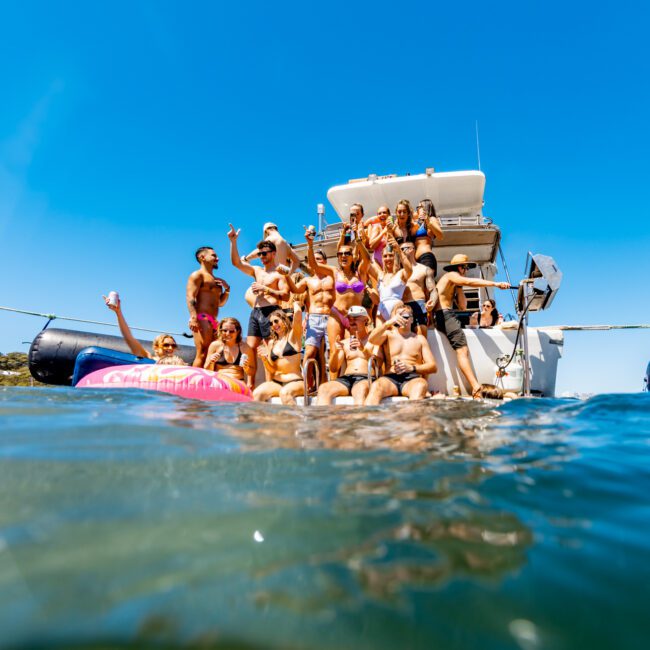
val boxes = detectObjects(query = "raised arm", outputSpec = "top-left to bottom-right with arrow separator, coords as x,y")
367,224 -> 387,251
392,233 -> 413,280
426,216 -> 444,241
228,224 -> 256,277
283,272 -> 307,295
306,235 -> 336,278
103,296 -> 151,359
290,300 -> 303,342
287,243 -> 301,273
367,315 -> 396,346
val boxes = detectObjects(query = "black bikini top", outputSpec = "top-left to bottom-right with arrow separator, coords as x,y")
216,346 -> 242,366
270,340 -> 299,362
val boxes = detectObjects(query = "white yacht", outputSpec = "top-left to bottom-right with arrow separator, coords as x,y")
292,168 -> 564,397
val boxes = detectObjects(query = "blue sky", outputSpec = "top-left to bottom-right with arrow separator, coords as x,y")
1,0 -> 648,394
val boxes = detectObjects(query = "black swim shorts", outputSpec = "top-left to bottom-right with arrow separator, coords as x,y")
247,305 -> 277,338
334,373 -> 369,393
416,251 -> 437,276
434,309 -> 467,350
382,372 -> 422,396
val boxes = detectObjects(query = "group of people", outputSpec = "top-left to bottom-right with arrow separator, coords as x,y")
105,198 -> 514,403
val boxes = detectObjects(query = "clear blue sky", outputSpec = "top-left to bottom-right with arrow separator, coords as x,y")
1,1 -> 648,394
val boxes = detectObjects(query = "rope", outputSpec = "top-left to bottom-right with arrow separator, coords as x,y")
0,305 -> 192,337
497,243 -> 518,309
538,324 -> 650,331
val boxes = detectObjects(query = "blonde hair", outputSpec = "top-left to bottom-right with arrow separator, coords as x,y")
152,334 -> 177,357
156,355 -> 187,366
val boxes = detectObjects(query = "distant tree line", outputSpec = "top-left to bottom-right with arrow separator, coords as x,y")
0,352 -> 45,387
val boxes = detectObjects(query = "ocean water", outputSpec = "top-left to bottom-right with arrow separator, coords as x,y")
0,388 -> 649,650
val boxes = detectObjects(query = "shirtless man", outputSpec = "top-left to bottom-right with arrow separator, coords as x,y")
317,306 -> 377,405
365,303 -> 437,404
435,253 -> 510,396
228,225 -> 289,386
399,241 -> 437,335
242,222 -> 301,272
280,230 -> 335,383
186,246 -> 230,367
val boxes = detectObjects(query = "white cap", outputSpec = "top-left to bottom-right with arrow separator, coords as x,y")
347,305 -> 369,319
263,222 -> 278,233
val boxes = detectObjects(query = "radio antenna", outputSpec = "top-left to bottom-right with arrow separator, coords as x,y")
475,120 -> 482,171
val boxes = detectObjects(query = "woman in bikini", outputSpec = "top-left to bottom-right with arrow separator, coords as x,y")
390,199 -> 415,246
368,227 -> 413,324
306,225 -> 370,375
365,205 -> 391,268
204,317 -> 254,388
412,199 -> 444,276
104,295 -> 184,363
253,302 -> 304,404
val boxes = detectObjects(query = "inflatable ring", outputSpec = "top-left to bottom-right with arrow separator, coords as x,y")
76,364 -> 252,402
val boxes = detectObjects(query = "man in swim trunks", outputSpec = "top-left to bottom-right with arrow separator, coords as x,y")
242,222 -> 301,272
279,230 -> 334,384
399,242 -> 437,336
317,306 -> 378,405
435,253 -> 510,396
187,246 -> 230,367
229,224 -> 289,387
365,303 -> 437,405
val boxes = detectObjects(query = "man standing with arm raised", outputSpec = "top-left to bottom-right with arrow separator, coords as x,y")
399,241 -> 438,336
228,224 -> 289,387
186,246 -> 230,367
435,254 -> 510,396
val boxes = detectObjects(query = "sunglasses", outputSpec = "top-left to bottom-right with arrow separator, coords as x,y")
259,250 -> 273,256
459,265 -> 470,270
399,313 -> 413,320
221,328 -> 237,333
270,319 -> 283,325
400,247 -> 414,252
162,343 -> 177,349
338,251 -> 352,256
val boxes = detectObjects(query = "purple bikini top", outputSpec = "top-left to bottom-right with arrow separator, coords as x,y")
335,277 -> 365,294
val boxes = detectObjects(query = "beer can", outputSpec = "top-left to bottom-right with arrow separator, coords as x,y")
239,353 -> 249,368
108,291 -> 119,307
277,263 -> 290,274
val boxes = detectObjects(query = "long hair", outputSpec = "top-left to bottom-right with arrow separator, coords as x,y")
218,317 -> 243,344
484,299 -> 499,326
268,309 -> 292,340
394,199 -> 413,234
418,198 -> 438,219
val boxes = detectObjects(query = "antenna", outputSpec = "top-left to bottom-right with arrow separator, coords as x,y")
475,120 -> 481,171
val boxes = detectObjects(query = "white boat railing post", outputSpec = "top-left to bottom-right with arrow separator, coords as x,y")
317,203 -> 326,238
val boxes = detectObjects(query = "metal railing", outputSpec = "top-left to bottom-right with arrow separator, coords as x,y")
303,358 -> 320,404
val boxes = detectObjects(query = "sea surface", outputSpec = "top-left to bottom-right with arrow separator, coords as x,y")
1,388 -> 649,650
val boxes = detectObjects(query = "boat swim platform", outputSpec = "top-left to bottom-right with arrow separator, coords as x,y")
266,327 -> 564,403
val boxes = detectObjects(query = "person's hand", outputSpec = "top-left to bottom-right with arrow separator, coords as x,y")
496,282 -> 510,290
468,312 -> 479,329
387,313 -> 407,329
251,282 -> 267,295
207,351 -> 220,366
257,343 -> 269,359
227,224 -> 240,241
102,295 -> 120,312
425,294 -> 438,312
275,264 -> 289,276
216,279 -> 230,292
334,337 -> 345,352
304,227 -> 316,242
393,358 -> 410,374
188,315 -> 199,332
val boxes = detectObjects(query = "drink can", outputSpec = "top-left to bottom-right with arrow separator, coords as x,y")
277,263 -> 290,274
452,385 -> 461,397
108,291 -> 119,306
239,353 -> 249,368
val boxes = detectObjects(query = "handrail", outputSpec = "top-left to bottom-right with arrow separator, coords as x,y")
303,358 -> 320,404
367,356 -> 379,388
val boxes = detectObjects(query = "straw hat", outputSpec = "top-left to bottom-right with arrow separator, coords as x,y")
443,254 -> 477,272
